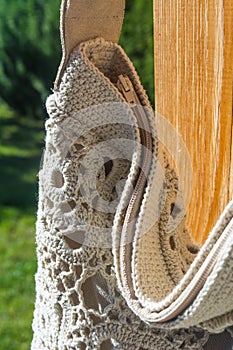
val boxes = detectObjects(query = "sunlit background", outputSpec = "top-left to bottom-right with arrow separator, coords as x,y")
0,1 -> 153,348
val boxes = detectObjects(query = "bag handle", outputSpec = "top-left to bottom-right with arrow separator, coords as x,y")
55,0 -> 126,89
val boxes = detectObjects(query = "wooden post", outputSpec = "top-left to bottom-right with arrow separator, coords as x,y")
153,1 -> 233,243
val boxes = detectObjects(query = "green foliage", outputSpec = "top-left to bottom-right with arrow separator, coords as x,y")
0,1 -> 154,119
120,1 -> 154,105
0,104 -> 43,209
0,0 -> 61,118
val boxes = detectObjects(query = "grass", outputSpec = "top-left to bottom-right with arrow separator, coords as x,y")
0,104 -> 45,349
0,208 -> 37,349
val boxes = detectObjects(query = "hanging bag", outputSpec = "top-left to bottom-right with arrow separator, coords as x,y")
31,1 -> 233,349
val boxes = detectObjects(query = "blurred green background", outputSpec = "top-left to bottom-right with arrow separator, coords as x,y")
0,1 -> 153,348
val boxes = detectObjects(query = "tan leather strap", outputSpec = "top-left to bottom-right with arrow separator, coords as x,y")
55,0 -> 126,89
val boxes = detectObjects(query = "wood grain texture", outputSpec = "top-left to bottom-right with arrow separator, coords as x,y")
153,0 -> 233,243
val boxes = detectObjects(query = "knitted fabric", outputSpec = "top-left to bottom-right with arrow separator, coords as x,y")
31,38 -> 233,349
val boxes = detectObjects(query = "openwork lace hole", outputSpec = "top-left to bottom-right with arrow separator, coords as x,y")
99,339 -> 113,350
74,265 -> 82,279
77,342 -> 86,350
89,314 -> 102,325
69,291 -> 79,306
47,200 -> 54,209
169,235 -> 176,250
63,275 -> 75,289
170,202 -> 175,214
46,197 -> 54,209
83,327 -> 90,336
81,273 -> 110,312
74,143 -> 84,152
126,317 -> 132,325
73,329 -> 81,338
60,260 -> 69,271
51,168 -> 64,188
105,265 -> 112,275
104,158 -> 114,177
187,244 -> 199,255
170,202 -> 181,219
68,200 -> 76,210
57,279 -> 65,293
66,151 -> 71,158
54,303 -> 63,318
41,216 -> 48,229
81,202 -> 89,211
79,309 -> 85,321
59,200 -> 77,213
64,231 -> 85,250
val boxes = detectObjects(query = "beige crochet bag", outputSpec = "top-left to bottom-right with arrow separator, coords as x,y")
31,1 -> 233,349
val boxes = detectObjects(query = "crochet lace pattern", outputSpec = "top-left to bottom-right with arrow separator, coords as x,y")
31,38 -> 220,349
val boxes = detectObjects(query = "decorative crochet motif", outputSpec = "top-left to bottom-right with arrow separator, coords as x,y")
31,38 -> 221,349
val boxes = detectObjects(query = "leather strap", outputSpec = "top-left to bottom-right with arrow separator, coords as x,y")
55,0 -> 126,89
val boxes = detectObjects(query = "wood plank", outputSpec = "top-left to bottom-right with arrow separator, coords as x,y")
153,0 -> 233,243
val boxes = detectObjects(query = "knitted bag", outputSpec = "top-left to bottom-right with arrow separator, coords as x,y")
31,1 -> 233,349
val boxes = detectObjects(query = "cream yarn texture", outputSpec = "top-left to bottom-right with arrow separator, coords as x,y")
31,38 -> 233,349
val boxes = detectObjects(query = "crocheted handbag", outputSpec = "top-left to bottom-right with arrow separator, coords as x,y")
31,1 -> 233,349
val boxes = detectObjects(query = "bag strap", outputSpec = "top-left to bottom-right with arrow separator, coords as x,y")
55,0 -> 126,89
